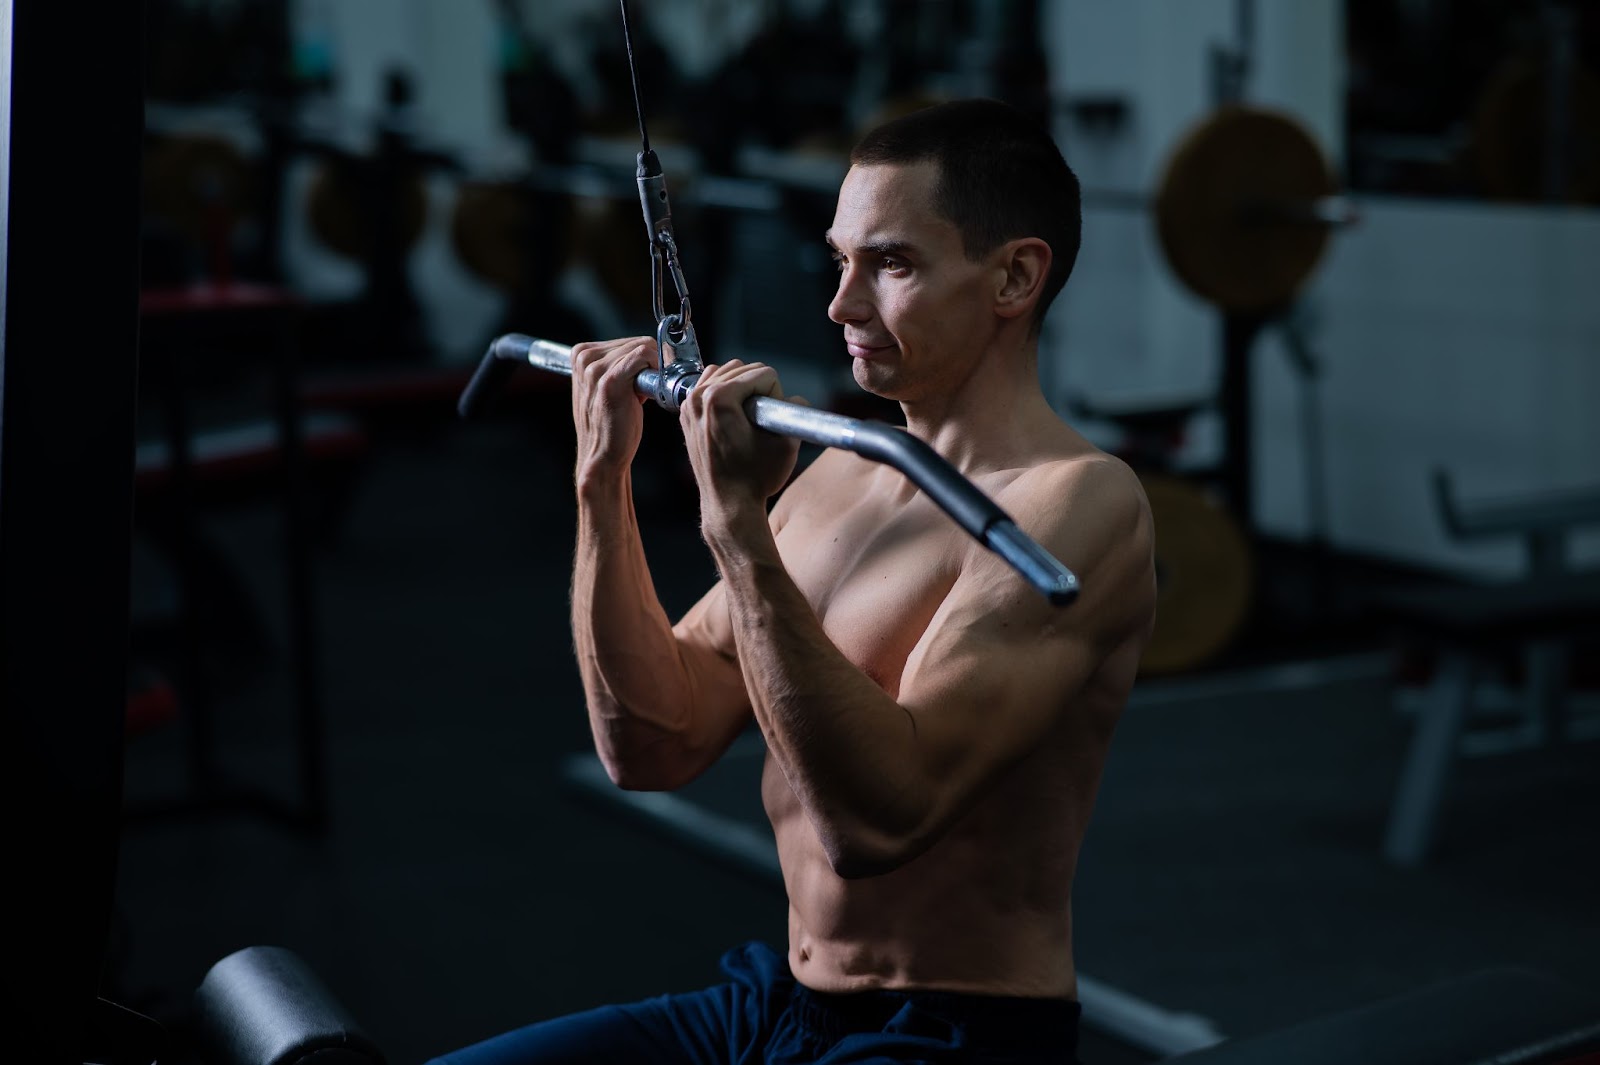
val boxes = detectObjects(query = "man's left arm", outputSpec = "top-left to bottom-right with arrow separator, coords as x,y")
704,455 -> 1155,879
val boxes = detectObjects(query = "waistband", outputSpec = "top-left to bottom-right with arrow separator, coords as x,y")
789,982 -> 1081,1053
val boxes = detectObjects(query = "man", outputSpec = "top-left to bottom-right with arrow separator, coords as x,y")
434,98 -> 1155,1065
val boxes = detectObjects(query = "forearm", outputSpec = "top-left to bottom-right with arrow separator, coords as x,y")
706,508 -> 927,873
572,470 -> 694,772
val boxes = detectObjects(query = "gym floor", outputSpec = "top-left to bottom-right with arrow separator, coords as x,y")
111,383 -> 1600,1064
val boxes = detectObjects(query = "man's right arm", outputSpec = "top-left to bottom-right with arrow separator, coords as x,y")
568,339 -> 750,791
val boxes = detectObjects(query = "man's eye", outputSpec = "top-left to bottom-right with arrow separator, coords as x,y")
831,254 -> 846,272
881,257 -> 907,273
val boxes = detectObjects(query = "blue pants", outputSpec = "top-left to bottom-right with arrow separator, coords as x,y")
426,941 -> 1081,1064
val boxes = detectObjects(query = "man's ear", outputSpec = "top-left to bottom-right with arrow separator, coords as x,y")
994,238 -> 1052,321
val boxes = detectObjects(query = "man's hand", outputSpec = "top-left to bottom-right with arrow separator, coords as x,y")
679,360 -> 802,531
570,337 -> 659,487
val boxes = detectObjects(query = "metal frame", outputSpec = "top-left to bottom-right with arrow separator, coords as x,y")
1,0 -> 145,1051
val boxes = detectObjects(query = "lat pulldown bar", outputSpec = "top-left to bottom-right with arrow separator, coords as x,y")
459,334 -> 1080,607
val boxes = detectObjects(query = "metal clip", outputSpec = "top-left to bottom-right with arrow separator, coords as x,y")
648,230 -> 696,355
651,313 -> 703,410
656,310 -> 702,373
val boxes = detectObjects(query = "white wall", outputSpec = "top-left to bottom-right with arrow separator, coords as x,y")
1259,200 -> 1600,576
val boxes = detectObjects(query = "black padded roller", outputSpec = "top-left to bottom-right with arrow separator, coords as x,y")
193,946 -> 385,1065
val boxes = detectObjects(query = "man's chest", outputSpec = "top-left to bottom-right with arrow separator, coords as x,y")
772,492 -> 962,696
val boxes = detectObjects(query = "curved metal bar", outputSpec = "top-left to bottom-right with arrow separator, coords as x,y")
460,334 -> 1079,606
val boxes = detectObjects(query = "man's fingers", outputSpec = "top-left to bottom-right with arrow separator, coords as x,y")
599,355 -> 649,401
573,337 -> 658,377
573,337 -> 658,400
693,361 -> 783,406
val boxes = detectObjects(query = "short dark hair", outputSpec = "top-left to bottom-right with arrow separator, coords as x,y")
850,98 -> 1082,328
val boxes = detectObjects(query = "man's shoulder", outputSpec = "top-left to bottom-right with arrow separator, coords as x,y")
998,448 -> 1149,527
992,450 -> 1155,614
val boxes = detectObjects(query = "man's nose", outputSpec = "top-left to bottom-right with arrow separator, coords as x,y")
828,265 -> 869,326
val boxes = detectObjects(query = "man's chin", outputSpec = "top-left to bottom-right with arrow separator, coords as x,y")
851,358 -> 895,396
851,358 -> 889,391
840,363 -> 907,420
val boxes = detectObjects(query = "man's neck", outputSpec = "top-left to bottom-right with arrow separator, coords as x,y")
900,334 -> 1064,476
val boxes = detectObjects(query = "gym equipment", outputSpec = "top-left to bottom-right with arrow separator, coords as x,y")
133,286 -> 335,834
1435,470 -> 1600,736
1167,966 -> 1600,1064
1061,394 -> 1260,676
451,181 -> 544,294
134,410 -> 367,523
1145,102 -> 1354,530
449,176 -> 600,347
463,335 -> 1079,606
4,3 -> 167,1059
1367,473 -> 1600,868
306,160 -> 428,265
189,935 -> 1600,1065
1137,474 -> 1255,675
301,68 -> 458,364
1433,470 -> 1600,578
458,1 -> 1080,607
142,133 -> 256,285
195,947 -> 384,1065
1080,101 -> 1355,671
1369,570 -> 1600,868
1154,105 -> 1349,315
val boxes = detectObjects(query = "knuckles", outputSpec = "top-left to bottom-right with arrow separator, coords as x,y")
572,337 -> 656,393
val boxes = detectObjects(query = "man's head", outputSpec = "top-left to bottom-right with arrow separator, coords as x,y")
848,98 -> 1082,328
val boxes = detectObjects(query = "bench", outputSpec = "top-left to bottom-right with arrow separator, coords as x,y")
1368,571 -> 1600,867
135,412 -> 369,526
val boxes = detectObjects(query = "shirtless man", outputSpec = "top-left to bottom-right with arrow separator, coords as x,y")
432,98 -> 1155,1065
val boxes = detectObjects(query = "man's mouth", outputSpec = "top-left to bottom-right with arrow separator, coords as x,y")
846,340 -> 894,359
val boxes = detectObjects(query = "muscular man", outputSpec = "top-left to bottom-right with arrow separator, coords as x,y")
433,98 -> 1155,1065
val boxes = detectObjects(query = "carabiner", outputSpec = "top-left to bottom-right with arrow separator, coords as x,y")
656,312 -> 702,374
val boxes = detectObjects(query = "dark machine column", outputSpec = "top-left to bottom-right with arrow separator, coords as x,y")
1,1 -> 152,1061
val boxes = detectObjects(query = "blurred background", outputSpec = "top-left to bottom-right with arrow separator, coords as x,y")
4,0 -> 1598,1062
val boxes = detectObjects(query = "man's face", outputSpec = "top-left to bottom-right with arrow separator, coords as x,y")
826,162 -> 1000,401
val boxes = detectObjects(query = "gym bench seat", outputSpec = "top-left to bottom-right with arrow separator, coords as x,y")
302,361 -> 562,437
136,412 -> 369,506
1368,571 -> 1600,868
